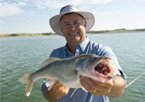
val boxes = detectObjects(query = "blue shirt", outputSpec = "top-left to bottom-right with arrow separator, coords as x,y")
41,37 -> 126,102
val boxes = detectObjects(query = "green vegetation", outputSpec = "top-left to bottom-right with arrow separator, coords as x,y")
0,28 -> 145,37
42,32 -> 54,35
88,28 -> 145,34
0,32 -> 56,37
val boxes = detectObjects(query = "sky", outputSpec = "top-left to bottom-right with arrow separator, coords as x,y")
0,0 -> 145,34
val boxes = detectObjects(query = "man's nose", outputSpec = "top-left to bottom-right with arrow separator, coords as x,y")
70,24 -> 76,30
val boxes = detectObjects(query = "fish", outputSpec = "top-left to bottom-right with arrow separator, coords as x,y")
19,54 -> 116,97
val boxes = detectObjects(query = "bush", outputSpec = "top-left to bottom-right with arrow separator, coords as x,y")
10,34 -> 18,36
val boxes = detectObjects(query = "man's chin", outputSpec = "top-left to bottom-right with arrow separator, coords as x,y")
68,38 -> 81,44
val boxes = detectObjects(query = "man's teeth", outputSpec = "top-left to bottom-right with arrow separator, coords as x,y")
70,33 -> 78,35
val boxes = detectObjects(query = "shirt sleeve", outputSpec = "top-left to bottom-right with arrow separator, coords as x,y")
41,82 -> 46,94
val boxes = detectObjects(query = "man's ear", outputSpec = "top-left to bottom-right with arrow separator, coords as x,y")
84,21 -> 87,28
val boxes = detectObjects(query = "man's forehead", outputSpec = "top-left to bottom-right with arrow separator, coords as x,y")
60,13 -> 85,22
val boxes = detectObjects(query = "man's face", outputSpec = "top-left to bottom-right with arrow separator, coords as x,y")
60,13 -> 86,45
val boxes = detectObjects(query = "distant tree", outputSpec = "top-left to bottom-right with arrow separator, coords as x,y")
42,32 -> 55,35
42,33 -> 50,35
135,29 -> 145,31
115,28 -> 126,31
121,28 -> 126,30
10,34 -> 18,36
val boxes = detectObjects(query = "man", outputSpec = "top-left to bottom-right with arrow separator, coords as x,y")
41,4 -> 126,102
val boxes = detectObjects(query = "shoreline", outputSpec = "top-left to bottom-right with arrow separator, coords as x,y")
0,28 -> 145,38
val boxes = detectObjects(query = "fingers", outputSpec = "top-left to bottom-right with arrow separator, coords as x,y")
80,76 -> 113,96
80,76 -> 104,93
80,76 -> 91,88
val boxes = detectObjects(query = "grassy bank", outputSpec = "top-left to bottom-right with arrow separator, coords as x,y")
0,28 -> 145,37
88,28 -> 145,34
0,32 -> 56,37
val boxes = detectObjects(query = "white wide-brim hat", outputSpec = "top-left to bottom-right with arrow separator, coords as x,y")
49,4 -> 95,36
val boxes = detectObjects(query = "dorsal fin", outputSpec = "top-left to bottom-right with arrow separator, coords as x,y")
72,54 -> 97,59
40,57 -> 60,68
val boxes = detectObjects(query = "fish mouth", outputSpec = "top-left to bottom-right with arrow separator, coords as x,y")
80,58 -> 112,83
94,63 -> 110,75
92,57 -> 111,76
79,57 -> 112,83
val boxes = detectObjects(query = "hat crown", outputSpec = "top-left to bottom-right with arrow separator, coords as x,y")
60,4 -> 82,14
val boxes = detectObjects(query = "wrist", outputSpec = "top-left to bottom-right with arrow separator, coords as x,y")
43,86 -> 59,102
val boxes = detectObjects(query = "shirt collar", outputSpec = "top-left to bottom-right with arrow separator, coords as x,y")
78,36 -> 90,52
64,36 -> 90,53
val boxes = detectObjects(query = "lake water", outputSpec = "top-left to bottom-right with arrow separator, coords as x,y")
1,32 -> 145,102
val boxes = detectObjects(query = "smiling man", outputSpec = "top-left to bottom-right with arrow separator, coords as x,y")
60,13 -> 86,54
41,4 -> 126,102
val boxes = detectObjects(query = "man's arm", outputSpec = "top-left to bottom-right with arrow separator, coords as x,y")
107,75 -> 125,97
43,80 -> 69,102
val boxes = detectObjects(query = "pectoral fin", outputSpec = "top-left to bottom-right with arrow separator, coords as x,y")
45,79 -> 57,91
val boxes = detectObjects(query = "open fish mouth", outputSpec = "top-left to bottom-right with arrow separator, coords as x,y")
92,57 -> 110,75
80,57 -> 112,83
94,63 -> 110,75
89,57 -> 113,82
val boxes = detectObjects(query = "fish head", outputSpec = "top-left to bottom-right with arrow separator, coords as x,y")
75,54 -> 112,83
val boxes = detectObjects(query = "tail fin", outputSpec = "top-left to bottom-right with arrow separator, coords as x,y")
19,73 -> 34,97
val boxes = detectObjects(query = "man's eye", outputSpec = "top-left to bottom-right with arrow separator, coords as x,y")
74,22 -> 82,26
64,24 -> 70,27
74,22 -> 80,25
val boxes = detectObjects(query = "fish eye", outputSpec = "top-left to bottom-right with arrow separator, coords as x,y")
91,57 -> 97,62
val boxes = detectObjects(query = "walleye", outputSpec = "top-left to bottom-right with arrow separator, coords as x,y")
19,54 -> 116,97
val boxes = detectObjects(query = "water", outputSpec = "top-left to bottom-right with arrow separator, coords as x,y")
0,32 -> 145,102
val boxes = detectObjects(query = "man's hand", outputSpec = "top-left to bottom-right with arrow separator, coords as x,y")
80,75 -> 113,96
43,80 -> 69,102
79,58 -> 125,97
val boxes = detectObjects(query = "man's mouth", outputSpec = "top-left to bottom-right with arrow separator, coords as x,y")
69,32 -> 79,36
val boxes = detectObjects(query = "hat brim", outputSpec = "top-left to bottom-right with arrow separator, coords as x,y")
50,11 -> 95,36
